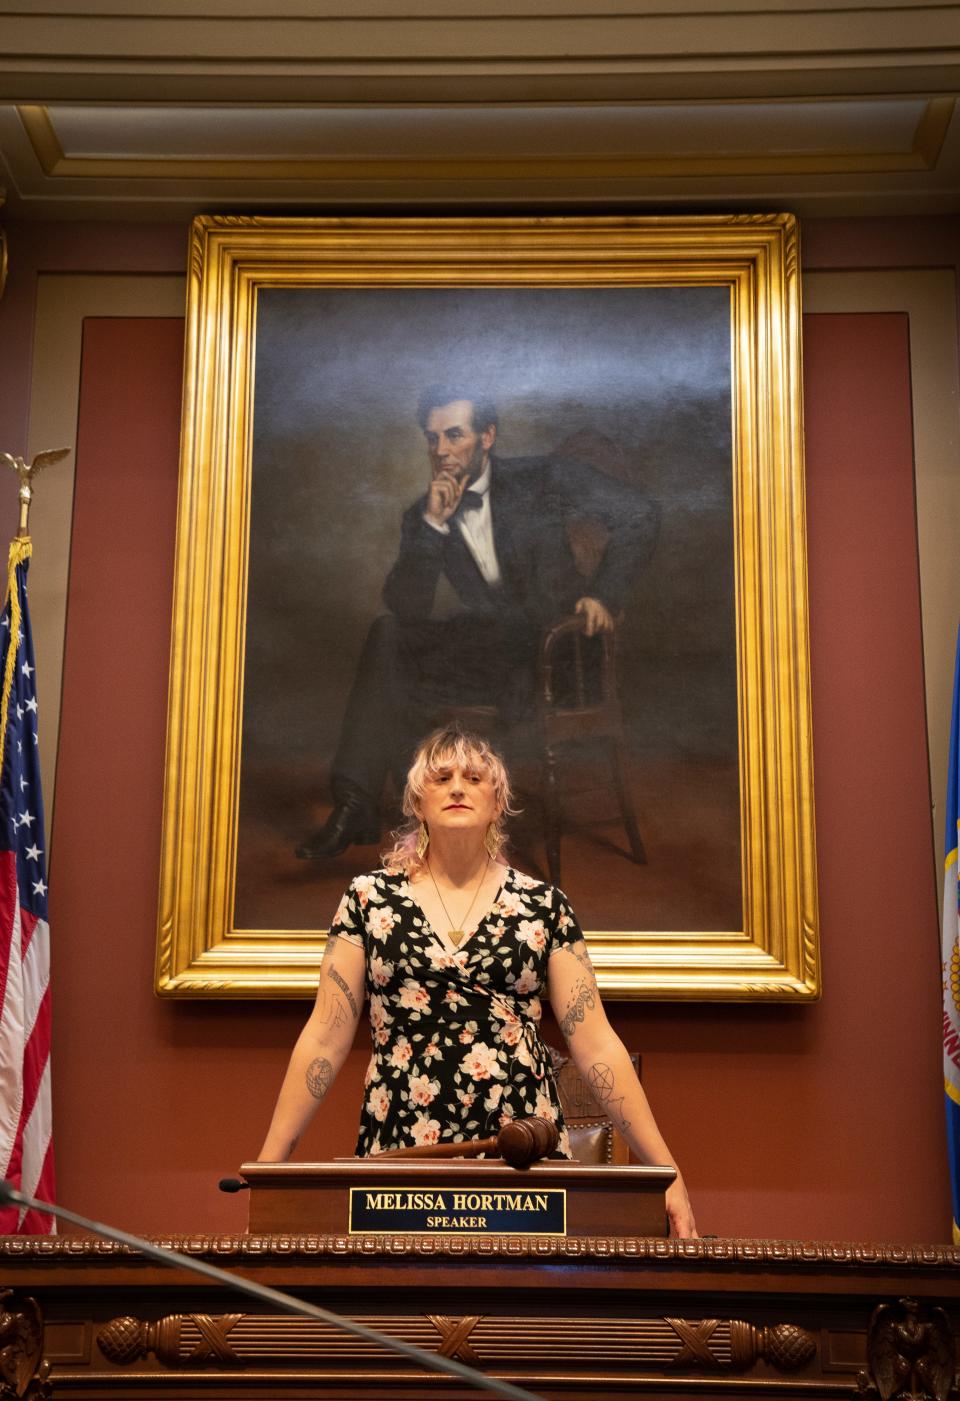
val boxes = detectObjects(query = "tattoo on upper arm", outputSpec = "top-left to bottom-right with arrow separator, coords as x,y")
569,940 -> 596,975
327,964 -> 359,1018
556,940 -> 598,985
306,1057 -> 333,1100
559,977 -> 597,1039
587,1061 -> 631,1131
314,983 -> 347,1030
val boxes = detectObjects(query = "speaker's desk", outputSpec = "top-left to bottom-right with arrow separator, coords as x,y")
5,1233 -> 960,1398
2,1162 -> 960,1400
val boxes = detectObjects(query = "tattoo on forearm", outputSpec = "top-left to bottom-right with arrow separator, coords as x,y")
587,1061 -> 631,1131
559,977 -> 596,1039
306,1057 -> 333,1100
327,964 -> 359,1018
587,1062 -> 613,1101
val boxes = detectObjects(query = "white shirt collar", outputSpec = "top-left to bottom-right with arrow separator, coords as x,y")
469,460 -> 492,496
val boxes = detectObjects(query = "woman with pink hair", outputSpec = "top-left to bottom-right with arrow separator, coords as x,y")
259,725 -> 696,1237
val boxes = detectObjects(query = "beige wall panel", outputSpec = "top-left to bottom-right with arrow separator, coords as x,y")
27,273 -> 185,830
803,268 -> 960,898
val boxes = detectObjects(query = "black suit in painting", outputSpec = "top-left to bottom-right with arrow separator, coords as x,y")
329,453 -> 659,812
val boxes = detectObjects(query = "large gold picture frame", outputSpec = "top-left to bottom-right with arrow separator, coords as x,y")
156,214 -> 818,1001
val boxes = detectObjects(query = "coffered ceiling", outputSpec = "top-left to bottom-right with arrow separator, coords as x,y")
0,1 -> 958,219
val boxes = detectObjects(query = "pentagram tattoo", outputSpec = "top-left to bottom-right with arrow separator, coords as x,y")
327,964 -> 359,1018
559,977 -> 596,1039
588,1062 -> 614,1101
305,1057 -> 333,1100
587,1060 -> 630,1131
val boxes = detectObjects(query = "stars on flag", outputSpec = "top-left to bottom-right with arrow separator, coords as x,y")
6,630 -> 46,912
0,551 -> 48,919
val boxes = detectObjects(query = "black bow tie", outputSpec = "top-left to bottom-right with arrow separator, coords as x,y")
457,490 -> 484,513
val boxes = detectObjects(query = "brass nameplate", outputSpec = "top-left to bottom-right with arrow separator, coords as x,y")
348,1185 -> 567,1235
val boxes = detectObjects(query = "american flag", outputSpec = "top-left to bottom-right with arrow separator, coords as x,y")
0,538 -> 54,1233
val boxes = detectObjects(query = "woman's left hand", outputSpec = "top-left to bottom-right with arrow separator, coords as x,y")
665,1175 -> 698,1239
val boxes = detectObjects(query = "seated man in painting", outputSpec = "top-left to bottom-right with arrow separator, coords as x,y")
296,384 -> 659,859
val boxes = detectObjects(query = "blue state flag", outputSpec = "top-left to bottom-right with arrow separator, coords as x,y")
942,626 -> 960,1242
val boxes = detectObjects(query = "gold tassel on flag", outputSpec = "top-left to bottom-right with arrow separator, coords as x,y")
0,449 -> 69,790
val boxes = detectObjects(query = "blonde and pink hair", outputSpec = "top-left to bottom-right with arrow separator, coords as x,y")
382,725 -> 518,873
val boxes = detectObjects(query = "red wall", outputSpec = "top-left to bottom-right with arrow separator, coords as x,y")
10,218 -> 957,1242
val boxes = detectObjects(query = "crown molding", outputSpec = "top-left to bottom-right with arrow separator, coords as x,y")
15,96 -> 957,184
0,3 -> 958,104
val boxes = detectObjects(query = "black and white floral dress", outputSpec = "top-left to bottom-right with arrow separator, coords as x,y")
331,866 -> 583,1157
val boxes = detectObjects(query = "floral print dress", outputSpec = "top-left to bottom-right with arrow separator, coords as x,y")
331,866 -> 583,1157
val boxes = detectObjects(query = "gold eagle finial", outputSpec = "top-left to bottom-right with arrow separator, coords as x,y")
0,449 -> 71,534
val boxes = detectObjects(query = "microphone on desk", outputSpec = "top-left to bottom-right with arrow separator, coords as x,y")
0,1178 -> 543,1401
217,1177 -> 250,1192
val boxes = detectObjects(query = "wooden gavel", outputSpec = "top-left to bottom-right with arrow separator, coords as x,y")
374,1115 -> 560,1169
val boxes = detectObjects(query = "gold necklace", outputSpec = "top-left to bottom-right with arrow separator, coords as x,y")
427,857 -> 490,946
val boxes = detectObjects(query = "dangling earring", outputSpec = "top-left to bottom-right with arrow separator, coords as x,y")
484,823 -> 499,859
416,822 -> 429,860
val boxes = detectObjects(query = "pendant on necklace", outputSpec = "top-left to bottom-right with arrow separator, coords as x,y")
426,856 -> 490,951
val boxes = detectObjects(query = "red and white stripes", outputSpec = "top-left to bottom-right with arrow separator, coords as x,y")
0,851 -> 54,1233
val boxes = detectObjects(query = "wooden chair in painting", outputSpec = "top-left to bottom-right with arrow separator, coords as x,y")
535,612 -> 646,886
438,610 -> 647,888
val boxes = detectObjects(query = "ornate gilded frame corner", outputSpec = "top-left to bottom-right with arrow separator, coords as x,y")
156,215 -> 818,1002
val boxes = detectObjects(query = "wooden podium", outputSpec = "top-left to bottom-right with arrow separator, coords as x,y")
240,1158 -> 676,1238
